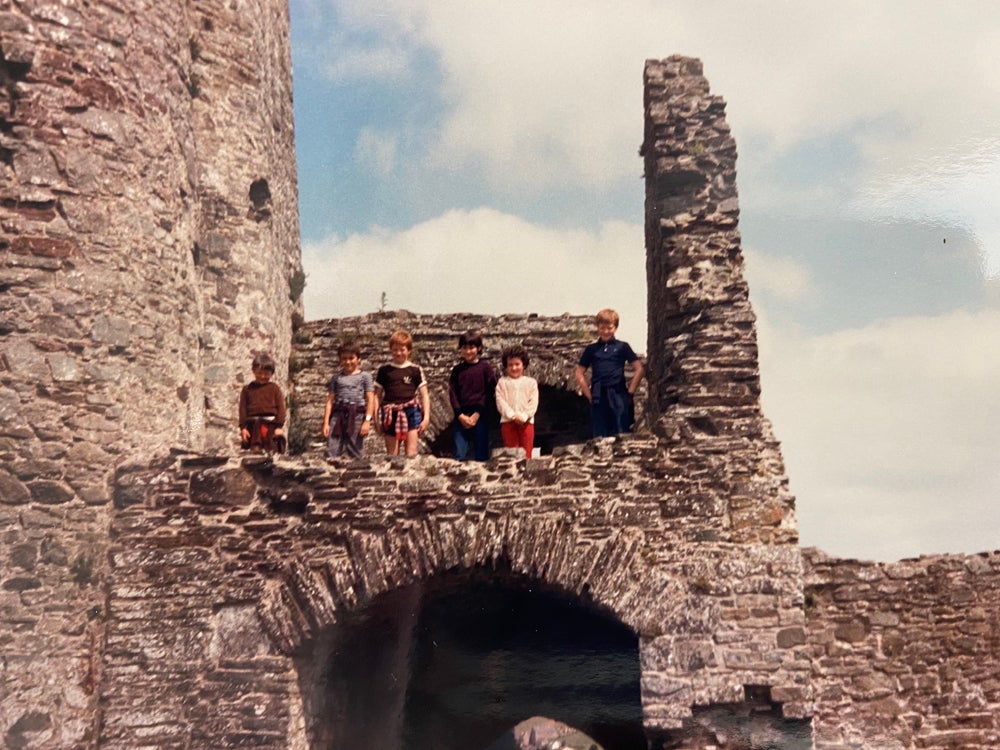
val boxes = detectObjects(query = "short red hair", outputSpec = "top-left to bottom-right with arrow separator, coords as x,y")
388,330 -> 413,350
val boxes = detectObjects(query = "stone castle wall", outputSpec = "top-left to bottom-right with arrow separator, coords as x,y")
642,58 -> 794,544
1,6 -> 998,744
91,56 -> 813,748
804,548 -> 1000,749
101,435 -> 808,748
0,0 -> 300,746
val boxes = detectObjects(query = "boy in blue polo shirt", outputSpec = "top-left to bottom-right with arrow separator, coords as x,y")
574,308 -> 644,437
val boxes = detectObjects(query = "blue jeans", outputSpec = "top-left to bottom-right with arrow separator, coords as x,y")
454,414 -> 490,461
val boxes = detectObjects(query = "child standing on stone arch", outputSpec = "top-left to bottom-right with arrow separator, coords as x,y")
374,330 -> 431,456
495,344 -> 538,458
448,330 -> 498,461
238,351 -> 286,452
574,308 -> 644,437
322,340 -> 375,459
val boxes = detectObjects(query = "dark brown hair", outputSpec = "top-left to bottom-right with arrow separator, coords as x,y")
501,344 -> 529,370
251,352 -> 276,372
337,341 -> 361,358
458,330 -> 484,352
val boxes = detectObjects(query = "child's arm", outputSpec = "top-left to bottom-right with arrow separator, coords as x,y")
417,382 -> 431,433
274,386 -> 286,436
574,365 -> 591,402
322,393 -> 334,438
239,387 -> 250,442
627,359 -> 645,395
360,390 -> 375,436
372,386 -> 382,433
495,379 -> 513,421
524,379 -> 539,421
450,369 -> 475,428
448,367 -> 462,414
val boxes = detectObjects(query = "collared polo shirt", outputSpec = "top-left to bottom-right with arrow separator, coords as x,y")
578,337 -> 638,393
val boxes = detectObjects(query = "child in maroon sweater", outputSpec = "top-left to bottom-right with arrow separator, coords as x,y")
239,352 -> 286,451
448,330 -> 497,461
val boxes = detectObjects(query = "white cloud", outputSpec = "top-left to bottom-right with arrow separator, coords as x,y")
307,1 -> 1000,248
301,209 -> 648,347
757,308 -> 1000,561
309,0 -> 422,82
321,44 -> 413,82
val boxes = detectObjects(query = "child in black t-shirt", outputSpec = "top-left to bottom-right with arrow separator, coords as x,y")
374,330 -> 430,456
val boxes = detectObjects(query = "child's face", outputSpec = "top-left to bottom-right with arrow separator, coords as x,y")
253,367 -> 273,384
505,357 -> 524,378
339,353 -> 360,374
460,343 -> 480,363
389,343 -> 410,365
597,320 -> 618,341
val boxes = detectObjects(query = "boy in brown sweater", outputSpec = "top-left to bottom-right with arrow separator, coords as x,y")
239,352 -> 286,451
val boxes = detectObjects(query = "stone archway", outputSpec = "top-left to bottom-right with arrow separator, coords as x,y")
257,513 -> 684,656
252,503 -> 731,748
292,566 -> 647,750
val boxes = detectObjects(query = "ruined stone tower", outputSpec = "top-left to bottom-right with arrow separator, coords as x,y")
1,1 -> 301,745
2,4 -> 999,749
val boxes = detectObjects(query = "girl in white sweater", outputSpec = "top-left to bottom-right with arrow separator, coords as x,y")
495,345 -> 539,458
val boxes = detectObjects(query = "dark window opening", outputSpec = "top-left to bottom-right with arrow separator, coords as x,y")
248,178 -> 272,221
249,178 -> 271,209
532,384 -> 592,454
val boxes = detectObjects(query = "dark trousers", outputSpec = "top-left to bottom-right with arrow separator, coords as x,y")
454,415 -> 490,461
590,387 -> 633,437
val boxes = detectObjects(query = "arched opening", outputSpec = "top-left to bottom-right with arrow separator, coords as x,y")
428,386 -> 592,458
532,384 -> 593,454
294,565 -> 645,749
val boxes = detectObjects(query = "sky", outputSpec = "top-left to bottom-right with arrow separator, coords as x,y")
288,0 -> 1000,563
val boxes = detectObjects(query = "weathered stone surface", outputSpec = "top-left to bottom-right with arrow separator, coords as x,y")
2,24 -> 997,750
804,547 -> 1000,750
0,0 -> 301,744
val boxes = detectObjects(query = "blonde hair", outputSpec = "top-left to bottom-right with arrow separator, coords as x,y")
595,308 -> 620,326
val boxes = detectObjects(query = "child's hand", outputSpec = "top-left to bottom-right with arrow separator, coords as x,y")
274,427 -> 284,436
458,414 -> 472,428
241,427 -> 251,443
360,420 -> 371,437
